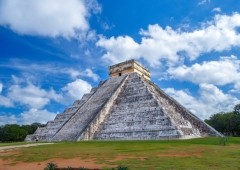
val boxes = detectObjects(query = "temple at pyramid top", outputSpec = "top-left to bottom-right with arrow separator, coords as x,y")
25,60 -> 223,142
109,59 -> 151,80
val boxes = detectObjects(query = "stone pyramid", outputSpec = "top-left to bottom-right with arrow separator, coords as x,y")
25,60 -> 222,142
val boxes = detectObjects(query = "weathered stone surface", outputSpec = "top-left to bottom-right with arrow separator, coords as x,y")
94,73 -> 180,140
25,60 -> 222,142
25,86 -> 98,142
52,75 -> 128,141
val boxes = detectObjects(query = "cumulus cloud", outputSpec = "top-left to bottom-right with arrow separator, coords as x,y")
198,0 -> 211,6
20,108 -> 57,125
0,76 -> 94,125
1,60 -> 99,82
168,55 -> 240,89
0,83 -> 14,107
82,69 -> 100,81
0,83 -> 2,93
62,79 -> 92,101
0,109 -> 57,125
67,68 -> 99,81
212,7 -> 221,13
8,83 -> 63,109
0,75 -> 93,110
0,114 -> 17,125
97,36 -> 140,64
97,13 -> 240,66
0,0 -> 96,38
0,95 -> 14,107
165,84 -> 239,119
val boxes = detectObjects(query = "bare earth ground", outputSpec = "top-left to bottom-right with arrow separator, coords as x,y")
0,156 -> 107,170
0,143 -> 110,170
0,143 -> 55,170
0,146 -> 204,170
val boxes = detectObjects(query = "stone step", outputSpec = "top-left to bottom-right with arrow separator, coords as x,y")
106,116 -> 166,123
96,129 -> 180,140
115,99 -> 158,106
98,126 -> 177,133
102,120 -> 172,129
111,109 -> 164,117
111,106 -> 163,113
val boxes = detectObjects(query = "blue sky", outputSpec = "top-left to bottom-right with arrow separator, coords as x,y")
0,0 -> 240,125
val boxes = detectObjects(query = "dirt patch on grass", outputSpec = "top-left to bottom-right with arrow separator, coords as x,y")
0,153 -> 144,169
110,155 -> 146,162
157,149 -> 204,158
109,155 -> 146,162
0,150 -> 19,157
0,157 -> 111,170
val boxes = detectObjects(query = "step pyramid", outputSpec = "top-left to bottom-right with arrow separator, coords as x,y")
25,60 -> 222,141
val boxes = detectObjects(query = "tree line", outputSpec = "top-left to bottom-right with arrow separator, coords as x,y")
0,123 -> 45,142
205,104 -> 240,136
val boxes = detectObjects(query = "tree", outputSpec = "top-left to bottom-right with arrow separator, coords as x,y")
234,103 -> 240,114
205,104 -> 240,136
0,123 -> 45,142
0,124 -> 27,142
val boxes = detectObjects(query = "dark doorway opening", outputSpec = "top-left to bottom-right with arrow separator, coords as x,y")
118,73 -> 122,76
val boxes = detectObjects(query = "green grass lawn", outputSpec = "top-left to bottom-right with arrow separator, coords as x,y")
1,137 -> 240,170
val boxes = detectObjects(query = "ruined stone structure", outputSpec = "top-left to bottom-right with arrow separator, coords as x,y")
109,59 -> 151,80
25,60 -> 222,142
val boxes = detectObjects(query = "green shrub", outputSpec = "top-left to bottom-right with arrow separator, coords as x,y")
220,137 -> 228,146
79,167 -> 89,170
117,165 -> 128,170
44,162 -> 58,170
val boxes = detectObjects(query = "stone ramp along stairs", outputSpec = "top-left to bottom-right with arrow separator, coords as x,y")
26,73 -> 222,142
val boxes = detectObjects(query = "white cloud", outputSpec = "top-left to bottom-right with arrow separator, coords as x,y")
0,83 -> 2,93
0,77 -> 93,125
82,69 -> 99,81
165,84 -> 239,119
62,79 -> 92,101
198,0 -> 211,6
1,61 -> 99,82
97,13 -> 240,67
0,0 -> 92,38
0,114 -> 17,125
67,69 -> 82,79
0,75 -> 93,110
77,29 -> 98,42
20,108 -> 57,125
212,7 -> 221,13
168,55 -> 240,89
0,109 -> 57,125
0,83 -> 14,107
97,35 -> 140,64
8,83 -> 62,109
0,96 -> 14,107
67,68 -> 99,81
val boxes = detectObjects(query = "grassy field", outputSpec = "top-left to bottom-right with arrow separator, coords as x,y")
0,137 -> 240,169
